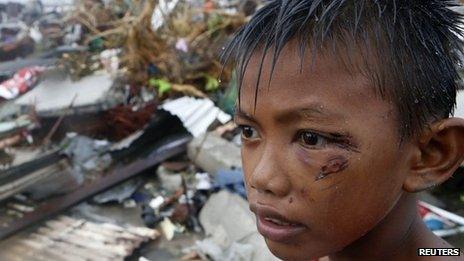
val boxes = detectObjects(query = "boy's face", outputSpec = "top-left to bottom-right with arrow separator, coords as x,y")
234,45 -> 413,260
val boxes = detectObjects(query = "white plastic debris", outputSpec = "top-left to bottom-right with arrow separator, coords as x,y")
198,191 -> 279,261
149,196 -> 165,210
196,172 -> 212,190
160,218 -> 177,241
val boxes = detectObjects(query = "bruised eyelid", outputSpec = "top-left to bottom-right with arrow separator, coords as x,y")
294,129 -> 361,152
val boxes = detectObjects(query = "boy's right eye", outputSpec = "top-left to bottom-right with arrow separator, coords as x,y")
239,125 -> 260,140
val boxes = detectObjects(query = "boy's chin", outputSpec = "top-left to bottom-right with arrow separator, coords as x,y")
264,238 -> 331,261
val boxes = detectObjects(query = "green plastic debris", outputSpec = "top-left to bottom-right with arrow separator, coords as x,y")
205,75 -> 220,91
149,78 -> 172,96
88,37 -> 104,52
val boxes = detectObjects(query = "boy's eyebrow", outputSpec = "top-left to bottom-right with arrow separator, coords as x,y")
275,105 -> 345,124
234,105 -> 345,124
234,110 -> 256,122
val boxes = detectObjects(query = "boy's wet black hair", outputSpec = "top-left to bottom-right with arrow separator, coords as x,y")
222,0 -> 464,139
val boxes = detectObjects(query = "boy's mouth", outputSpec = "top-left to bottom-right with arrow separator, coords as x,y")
264,217 -> 299,226
250,204 -> 307,243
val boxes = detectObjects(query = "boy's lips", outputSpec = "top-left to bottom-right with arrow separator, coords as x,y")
250,204 -> 308,243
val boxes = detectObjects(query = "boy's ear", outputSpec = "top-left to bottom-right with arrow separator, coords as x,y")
403,117 -> 464,193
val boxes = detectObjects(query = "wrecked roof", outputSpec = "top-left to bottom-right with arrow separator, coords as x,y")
0,215 -> 159,261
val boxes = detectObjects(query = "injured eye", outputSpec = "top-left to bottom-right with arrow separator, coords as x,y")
239,125 -> 260,141
297,131 -> 327,148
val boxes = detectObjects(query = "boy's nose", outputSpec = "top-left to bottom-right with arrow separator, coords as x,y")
248,147 -> 291,198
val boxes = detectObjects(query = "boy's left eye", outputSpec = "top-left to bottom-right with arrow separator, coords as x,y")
239,125 -> 260,140
297,131 -> 327,148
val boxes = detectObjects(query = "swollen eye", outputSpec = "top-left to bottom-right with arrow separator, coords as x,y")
299,131 -> 326,147
241,126 -> 259,140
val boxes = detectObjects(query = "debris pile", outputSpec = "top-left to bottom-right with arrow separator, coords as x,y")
0,0 -> 462,260
0,0 -> 273,260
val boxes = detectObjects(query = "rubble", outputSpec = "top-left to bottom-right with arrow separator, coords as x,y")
215,169 -> 246,198
0,0 -> 460,259
93,178 -> 143,204
157,165 -> 183,193
0,109 -> 191,239
0,21 -> 34,61
14,71 -> 117,116
187,132 -> 241,176
0,150 -> 71,201
0,0 -> 257,259
197,190 -> 278,261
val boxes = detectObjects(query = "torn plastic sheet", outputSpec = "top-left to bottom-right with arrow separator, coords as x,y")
93,178 -> 143,204
61,133 -> 112,179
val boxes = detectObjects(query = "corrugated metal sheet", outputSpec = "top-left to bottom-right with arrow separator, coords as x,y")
161,97 -> 232,137
0,215 -> 160,261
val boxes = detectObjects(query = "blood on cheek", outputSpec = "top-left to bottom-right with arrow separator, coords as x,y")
295,149 -> 350,182
315,155 -> 349,181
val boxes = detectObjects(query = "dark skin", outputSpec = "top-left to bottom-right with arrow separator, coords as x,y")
234,42 -> 464,261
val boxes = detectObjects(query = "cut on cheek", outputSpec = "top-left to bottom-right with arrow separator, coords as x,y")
315,155 -> 349,181
295,148 -> 351,182
295,154 -> 350,205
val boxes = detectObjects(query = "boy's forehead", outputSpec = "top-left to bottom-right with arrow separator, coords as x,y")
239,43 -> 377,115
244,39 -> 372,78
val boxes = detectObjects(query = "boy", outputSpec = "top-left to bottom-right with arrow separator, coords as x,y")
223,0 -> 464,260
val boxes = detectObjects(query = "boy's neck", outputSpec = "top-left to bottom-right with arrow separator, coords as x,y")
329,193 -> 454,261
